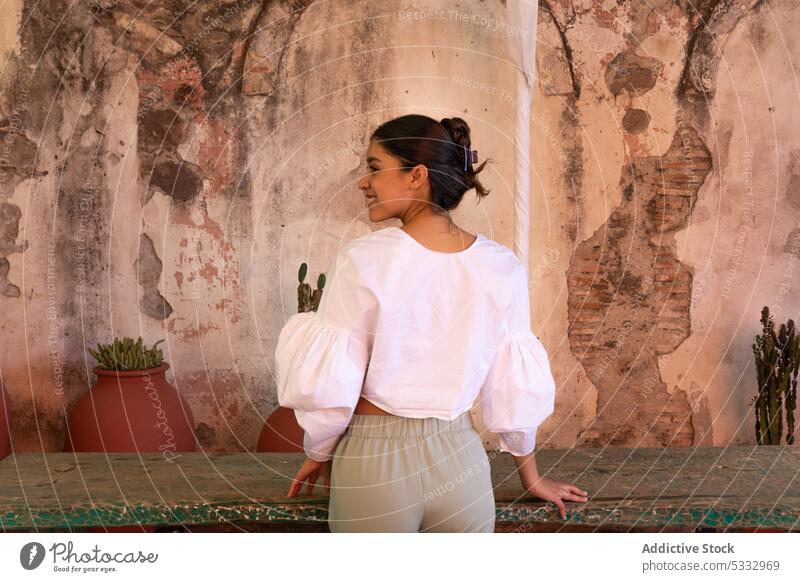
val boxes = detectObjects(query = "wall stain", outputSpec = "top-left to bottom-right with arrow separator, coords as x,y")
677,0 -> 766,126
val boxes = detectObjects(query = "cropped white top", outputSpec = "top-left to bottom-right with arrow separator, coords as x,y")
274,226 -> 556,461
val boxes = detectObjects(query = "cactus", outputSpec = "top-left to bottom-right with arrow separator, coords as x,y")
88,337 -> 165,371
750,306 -> 799,445
297,262 -> 313,312
297,262 -> 326,313
311,272 -> 326,311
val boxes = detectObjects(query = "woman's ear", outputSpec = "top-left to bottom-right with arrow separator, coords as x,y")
409,164 -> 428,191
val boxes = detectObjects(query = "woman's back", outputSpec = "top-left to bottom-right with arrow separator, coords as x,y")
275,224 -> 555,461
352,226 -> 522,417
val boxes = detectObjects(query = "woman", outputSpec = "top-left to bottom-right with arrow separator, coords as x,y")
274,114 -> 588,532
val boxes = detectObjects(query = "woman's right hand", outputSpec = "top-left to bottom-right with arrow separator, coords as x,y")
522,474 -> 589,520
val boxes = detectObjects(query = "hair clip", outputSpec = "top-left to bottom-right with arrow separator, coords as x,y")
463,145 -> 479,171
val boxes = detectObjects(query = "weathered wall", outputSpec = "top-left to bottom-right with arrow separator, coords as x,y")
533,0 -> 800,448
0,0 -> 797,454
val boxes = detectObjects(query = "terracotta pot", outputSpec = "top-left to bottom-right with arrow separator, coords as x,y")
0,383 -> 10,461
65,363 -> 196,532
66,363 -> 195,453
256,406 -> 304,453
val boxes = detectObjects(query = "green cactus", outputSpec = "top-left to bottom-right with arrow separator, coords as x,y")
751,306 -> 799,445
311,272 -> 326,311
297,262 -> 326,313
88,337 -> 166,371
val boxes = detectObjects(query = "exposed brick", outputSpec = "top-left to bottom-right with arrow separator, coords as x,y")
569,126 -> 710,448
576,312 -> 604,322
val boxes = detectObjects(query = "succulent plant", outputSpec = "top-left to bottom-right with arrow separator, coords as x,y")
88,337 -> 165,371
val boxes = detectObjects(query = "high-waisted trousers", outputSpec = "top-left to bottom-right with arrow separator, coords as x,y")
327,411 -> 496,533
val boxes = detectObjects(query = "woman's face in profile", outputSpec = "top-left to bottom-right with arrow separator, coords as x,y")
358,140 -> 424,222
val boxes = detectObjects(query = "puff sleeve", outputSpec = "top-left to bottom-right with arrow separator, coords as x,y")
274,245 -> 377,461
479,259 -> 556,456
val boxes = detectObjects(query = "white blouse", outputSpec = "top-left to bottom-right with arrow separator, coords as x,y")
274,226 -> 556,461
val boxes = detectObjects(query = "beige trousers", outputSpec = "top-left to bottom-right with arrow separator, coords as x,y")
328,412 -> 496,533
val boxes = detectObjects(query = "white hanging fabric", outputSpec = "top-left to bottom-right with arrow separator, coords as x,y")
504,0 -> 540,279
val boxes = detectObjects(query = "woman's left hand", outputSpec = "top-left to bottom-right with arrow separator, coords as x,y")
287,457 -> 332,498
523,475 -> 589,520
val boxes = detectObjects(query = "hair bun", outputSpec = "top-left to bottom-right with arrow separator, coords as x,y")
440,117 -> 472,149
371,113 -> 491,206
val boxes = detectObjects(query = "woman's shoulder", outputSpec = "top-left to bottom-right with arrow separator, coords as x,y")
333,227 -> 397,271
328,227 -> 399,287
339,226 -> 398,254
474,235 -> 524,274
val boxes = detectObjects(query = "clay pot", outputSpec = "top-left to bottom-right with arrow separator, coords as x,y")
65,363 -> 196,533
256,406 -> 304,453
66,363 -> 195,453
0,383 -> 10,461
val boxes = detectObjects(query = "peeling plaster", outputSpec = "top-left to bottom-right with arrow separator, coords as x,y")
570,125 -> 712,447
136,233 -> 173,320
0,202 -> 27,296
605,49 -> 664,97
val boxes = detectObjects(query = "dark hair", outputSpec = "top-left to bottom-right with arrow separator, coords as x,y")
370,114 -> 491,213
